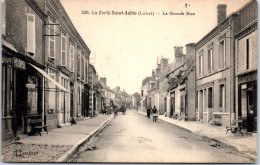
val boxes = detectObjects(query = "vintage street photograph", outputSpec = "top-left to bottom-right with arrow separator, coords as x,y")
1,0 -> 258,163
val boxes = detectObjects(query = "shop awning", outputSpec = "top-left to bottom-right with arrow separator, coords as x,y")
2,39 -> 18,53
29,64 -> 70,93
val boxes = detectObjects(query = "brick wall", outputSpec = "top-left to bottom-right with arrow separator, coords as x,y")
237,30 -> 258,74
5,0 -> 44,65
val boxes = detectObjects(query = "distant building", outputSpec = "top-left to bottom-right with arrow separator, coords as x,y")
166,47 -> 186,118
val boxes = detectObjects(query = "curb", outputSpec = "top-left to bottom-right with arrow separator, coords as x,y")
137,111 -> 257,161
55,116 -> 113,162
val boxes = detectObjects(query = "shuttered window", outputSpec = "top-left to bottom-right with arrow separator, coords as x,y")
77,51 -> 81,77
219,40 -> 226,69
70,45 -> 74,72
208,48 -> 213,74
49,20 -> 55,59
27,13 -> 35,55
61,33 -> 66,66
2,0 -> 6,35
81,56 -> 84,79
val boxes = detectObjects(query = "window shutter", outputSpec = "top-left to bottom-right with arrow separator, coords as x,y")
62,52 -> 66,65
50,40 -> 55,58
61,36 -> 66,65
27,13 -> 35,55
70,46 -> 74,71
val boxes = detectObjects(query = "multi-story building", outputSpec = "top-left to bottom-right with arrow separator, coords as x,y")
2,0 -> 46,140
88,64 -> 98,117
38,0 -> 90,126
1,0 -> 91,142
166,47 -> 186,118
155,58 -> 169,115
181,43 -> 196,121
235,0 -> 257,132
140,76 -> 151,111
194,4 -> 240,126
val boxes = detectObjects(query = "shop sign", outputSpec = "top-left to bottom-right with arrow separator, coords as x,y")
14,58 -> 26,70
26,84 -> 36,88
238,72 -> 257,83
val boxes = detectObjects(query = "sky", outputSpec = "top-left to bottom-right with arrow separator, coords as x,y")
60,0 -> 250,94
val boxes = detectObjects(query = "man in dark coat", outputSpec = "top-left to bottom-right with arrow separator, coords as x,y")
152,106 -> 158,122
147,106 -> 152,119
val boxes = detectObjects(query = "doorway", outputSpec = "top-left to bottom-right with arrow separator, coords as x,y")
247,81 -> 257,132
15,69 -> 27,133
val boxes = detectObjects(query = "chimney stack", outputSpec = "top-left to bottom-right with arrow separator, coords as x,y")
152,70 -> 155,77
185,43 -> 195,65
174,46 -> 183,57
160,58 -> 169,70
174,46 -> 185,65
100,77 -> 107,86
217,4 -> 227,24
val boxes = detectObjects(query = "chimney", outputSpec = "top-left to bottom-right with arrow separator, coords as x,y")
100,77 -> 107,86
217,4 -> 227,24
160,58 -> 169,70
152,70 -> 155,77
155,64 -> 161,75
174,46 -> 183,57
116,86 -> 120,92
174,46 -> 185,64
185,43 -> 195,65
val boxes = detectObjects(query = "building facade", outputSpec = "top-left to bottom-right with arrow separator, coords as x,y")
166,47 -> 186,118
195,4 -> 239,126
2,0 -> 46,140
235,0 -> 257,132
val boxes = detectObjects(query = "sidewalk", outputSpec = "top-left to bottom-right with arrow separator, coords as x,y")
138,110 -> 257,160
1,114 -> 113,162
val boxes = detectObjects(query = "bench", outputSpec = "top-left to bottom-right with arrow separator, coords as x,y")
30,119 -> 48,136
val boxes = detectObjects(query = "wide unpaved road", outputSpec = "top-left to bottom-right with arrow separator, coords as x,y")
69,109 -> 253,163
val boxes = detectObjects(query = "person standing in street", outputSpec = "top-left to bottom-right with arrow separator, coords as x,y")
147,106 -> 151,119
152,106 -> 158,122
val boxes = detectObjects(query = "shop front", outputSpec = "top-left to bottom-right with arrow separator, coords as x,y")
237,71 -> 257,132
2,50 -> 44,140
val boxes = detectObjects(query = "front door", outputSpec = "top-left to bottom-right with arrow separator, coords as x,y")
70,87 -> 73,117
170,92 -> 175,116
15,69 -> 26,133
247,81 -> 257,132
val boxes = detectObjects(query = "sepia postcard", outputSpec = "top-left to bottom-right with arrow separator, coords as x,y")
1,0 -> 258,163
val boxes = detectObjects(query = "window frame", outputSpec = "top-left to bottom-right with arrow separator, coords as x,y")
208,48 -> 213,74
219,84 -> 226,112
219,39 -> 226,70
246,38 -> 250,70
198,50 -> 204,77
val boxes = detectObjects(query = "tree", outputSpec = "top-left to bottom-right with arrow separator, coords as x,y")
133,92 -> 141,106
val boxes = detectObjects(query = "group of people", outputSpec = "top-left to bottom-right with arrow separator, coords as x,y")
147,106 -> 159,122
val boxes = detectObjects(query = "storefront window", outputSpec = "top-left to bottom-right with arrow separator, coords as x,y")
27,76 -> 38,114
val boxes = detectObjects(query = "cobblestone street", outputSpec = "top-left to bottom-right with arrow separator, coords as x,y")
1,115 -> 112,162
2,143 -> 72,162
